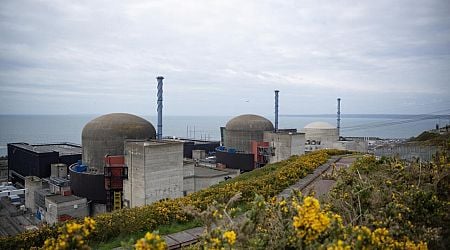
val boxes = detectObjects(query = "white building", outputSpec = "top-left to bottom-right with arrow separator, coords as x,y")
303,122 -> 339,151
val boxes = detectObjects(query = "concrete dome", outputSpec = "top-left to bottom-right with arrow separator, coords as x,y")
304,121 -> 335,129
224,114 -> 273,153
226,114 -> 274,131
82,113 -> 156,172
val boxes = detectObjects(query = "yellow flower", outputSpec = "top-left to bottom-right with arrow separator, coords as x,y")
292,196 -> 331,242
223,230 -> 237,245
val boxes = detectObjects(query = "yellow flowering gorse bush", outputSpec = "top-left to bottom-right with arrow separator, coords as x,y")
195,192 -> 428,249
293,196 -> 330,242
42,217 -> 96,250
134,231 -> 167,250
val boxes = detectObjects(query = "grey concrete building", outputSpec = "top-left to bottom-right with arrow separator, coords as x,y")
24,176 -> 43,212
0,159 -> 7,183
44,195 -> 88,225
264,131 -> 306,163
123,140 -> 184,208
50,163 -> 67,178
183,163 -> 239,195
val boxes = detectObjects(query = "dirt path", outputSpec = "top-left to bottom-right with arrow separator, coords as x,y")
301,156 -> 356,199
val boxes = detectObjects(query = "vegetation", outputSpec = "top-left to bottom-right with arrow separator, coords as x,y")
409,130 -> 450,148
0,150 -> 345,249
180,192 -> 427,249
326,154 -> 450,249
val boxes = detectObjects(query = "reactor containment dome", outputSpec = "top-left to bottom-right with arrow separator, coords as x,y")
303,121 -> 338,148
81,113 -> 156,173
224,114 -> 274,153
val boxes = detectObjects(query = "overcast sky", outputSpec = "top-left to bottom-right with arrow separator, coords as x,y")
0,0 -> 449,116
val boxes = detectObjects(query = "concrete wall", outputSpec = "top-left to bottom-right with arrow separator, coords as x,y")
374,144 -> 439,161
194,172 -> 238,191
333,140 -> 368,153
50,164 -> 67,178
25,176 -> 42,212
192,150 -> 206,160
123,140 -> 184,208
264,132 -> 305,163
91,203 -> 106,216
45,196 -> 88,225
183,162 -> 195,195
304,128 -> 339,149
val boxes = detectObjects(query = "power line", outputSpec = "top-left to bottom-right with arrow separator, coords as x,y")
341,108 -> 450,132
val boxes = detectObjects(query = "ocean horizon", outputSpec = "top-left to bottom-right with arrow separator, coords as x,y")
1,113 -> 449,157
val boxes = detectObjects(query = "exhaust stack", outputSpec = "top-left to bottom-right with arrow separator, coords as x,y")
157,76 -> 164,141
337,98 -> 341,139
275,90 -> 279,132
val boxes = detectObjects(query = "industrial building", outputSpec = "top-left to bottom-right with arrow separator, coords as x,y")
263,130 -> 305,164
303,121 -> 339,151
301,99 -> 368,153
24,172 -> 88,225
183,161 -> 239,195
178,138 -> 220,159
223,114 -> 275,153
216,90 -> 310,171
217,114 -> 307,170
70,112 -> 156,214
123,140 -> 184,208
0,159 -> 7,183
7,143 -> 81,185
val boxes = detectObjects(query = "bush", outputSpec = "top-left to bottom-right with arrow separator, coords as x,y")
182,192 -> 427,249
326,155 -> 450,248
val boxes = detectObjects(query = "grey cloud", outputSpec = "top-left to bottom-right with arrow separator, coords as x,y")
0,0 -> 449,115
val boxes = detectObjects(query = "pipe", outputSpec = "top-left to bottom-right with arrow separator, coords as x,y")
157,76 -> 164,141
337,98 -> 341,139
275,90 -> 279,132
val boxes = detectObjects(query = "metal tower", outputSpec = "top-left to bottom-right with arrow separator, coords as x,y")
156,76 -> 164,141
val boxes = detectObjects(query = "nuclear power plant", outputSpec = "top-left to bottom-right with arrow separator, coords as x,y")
4,77 -> 367,226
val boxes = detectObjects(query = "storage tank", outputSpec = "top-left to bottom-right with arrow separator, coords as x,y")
224,114 -> 274,153
303,121 -> 339,148
81,113 -> 156,173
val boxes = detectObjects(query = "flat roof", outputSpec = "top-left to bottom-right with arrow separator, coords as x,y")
165,137 -> 220,144
125,139 -> 184,146
8,143 -> 81,156
46,194 -> 85,204
194,166 -> 230,178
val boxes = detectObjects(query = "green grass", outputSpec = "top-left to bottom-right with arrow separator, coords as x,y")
91,219 -> 203,249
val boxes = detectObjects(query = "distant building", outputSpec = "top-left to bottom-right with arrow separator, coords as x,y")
303,122 -> 339,152
7,143 -> 81,184
183,161 -> 239,195
45,195 -> 88,225
0,159 -> 8,182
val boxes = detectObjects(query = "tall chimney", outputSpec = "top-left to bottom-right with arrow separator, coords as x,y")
337,97 -> 341,139
275,90 -> 279,132
156,76 -> 164,141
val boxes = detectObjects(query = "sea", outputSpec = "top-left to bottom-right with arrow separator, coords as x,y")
1,114 -> 449,157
